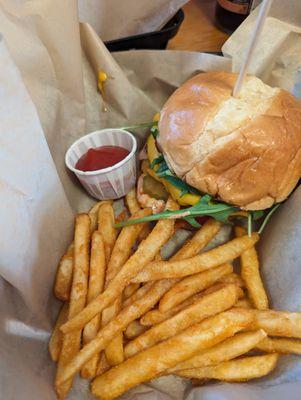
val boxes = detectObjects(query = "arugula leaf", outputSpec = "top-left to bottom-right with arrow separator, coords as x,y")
248,212 -> 253,237
150,155 -> 164,169
251,210 -> 264,220
183,216 -> 202,228
162,175 -> 201,196
152,155 -> 201,197
155,160 -> 170,176
121,120 -> 158,131
258,203 -> 281,234
180,188 -> 189,198
150,125 -> 159,138
196,195 -> 239,223
115,194 -> 239,229
244,210 -> 267,237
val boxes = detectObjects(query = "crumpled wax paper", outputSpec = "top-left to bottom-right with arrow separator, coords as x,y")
0,0 -> 301,399
78,0 -> 189,42
222,0 -> 301,93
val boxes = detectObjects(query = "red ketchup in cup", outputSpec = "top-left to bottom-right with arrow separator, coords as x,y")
75,146 -> 130,172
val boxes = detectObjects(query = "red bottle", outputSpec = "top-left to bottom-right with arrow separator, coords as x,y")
215,0 -> 262,34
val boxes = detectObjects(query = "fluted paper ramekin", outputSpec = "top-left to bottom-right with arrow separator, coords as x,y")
65,129 -> 137,200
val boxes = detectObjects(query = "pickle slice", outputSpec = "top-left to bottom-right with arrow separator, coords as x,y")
143,174 -> 169,201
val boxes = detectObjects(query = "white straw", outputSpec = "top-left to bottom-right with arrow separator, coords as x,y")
232,0 -> 273,97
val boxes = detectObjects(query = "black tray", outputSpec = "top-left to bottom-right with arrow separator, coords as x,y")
104,9 -> 184,52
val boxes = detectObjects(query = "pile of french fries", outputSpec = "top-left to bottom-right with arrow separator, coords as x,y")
50,189 -> 301,400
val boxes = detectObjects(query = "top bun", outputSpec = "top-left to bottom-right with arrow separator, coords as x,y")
158,71 -> 301,210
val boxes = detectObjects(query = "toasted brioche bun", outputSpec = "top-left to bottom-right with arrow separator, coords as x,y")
158,71 -> 301,210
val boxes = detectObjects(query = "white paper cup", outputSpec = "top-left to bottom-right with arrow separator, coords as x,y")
65,129 -> 137,200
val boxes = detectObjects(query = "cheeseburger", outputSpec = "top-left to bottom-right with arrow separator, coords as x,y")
124,71 -> 301,228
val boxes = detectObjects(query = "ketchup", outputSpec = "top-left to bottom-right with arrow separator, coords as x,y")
76,146 -> 130,172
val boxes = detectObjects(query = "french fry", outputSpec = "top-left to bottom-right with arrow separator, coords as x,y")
176,354 -> 279,381
140,309 -> 177,327
102,298 -> 124,366
172,219 -> 221,260
54,202 -> 103,301
48,303 -> 69,362
89,201 -> 104,232
163,218 -> 222,266
96,353 -> 110,376
122,282 -> 153,308
91,309 -> 254,400
159,263 -> 233,312
141,283 -> 244,328
61,199 -> 178,334
138,219 -> 222,322
124,320 -> 147,340
138,223 -> 152,242
50,190 -> 300,399
164,219 -> 223,266
102,208 -> 152,366
125,219 -> 221,325
125,185 -> 152,241
154,252 -> 163,261
218,272 -> 245,287
123,283 -> 140,300
58,208 -> 252,389
81,232 -> 106,379
56,279 -> 176,385
234,298 -> 253,309
235,226 -> 268,310
115,210 -> 128,225
98,202 -> 117,263
101,210 -> 151,365
125,188 -> 140,215
131,233 -> 259,282
54,244 -> 74,301
124,284 -> 240,358
104,208 -> 152,283
88,203 -> 117,371
140,293 -> 204,327
256,337 -> 301,355
253,310 -> 301,338
142,219 -> 223,315
55,214 -> 90,399
202,283 -> 244,298
170,330 -> 267,372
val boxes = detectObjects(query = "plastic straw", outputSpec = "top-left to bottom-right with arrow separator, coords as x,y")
232,0 -> 273,97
